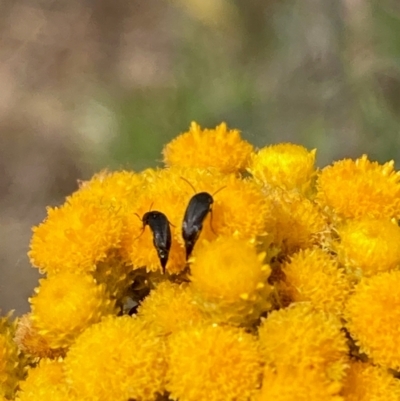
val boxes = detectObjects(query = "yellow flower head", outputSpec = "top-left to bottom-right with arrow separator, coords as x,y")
163,122 -> 254,173
190,236 -> 272,325
345,270 -> 400,370
0,314 -> 25,399
73,169 -> 143,206
137,281 -> 205,336
30,272 -> 117,349
29,198 -> 124,275
342,360 -> 400,401
257,365 -> 343,401
65,315 -> 166,401
336,218 -> 400,279
248,143 -> 317,192
279,248 -> 350,315
30,170 -> 148,301
16,358 -> 74,401
121,167 -> 271,274
316,155 -> 400,220
15,314 -> 65,360
166,323 -> 262,401
258,303 -> 348,383
267,188 -> 330,254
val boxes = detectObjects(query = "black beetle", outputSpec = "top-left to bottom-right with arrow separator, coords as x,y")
135,210 -> 172,273
180,177 -> 225,259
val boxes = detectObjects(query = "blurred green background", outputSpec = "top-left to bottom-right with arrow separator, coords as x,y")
1,0 -> 400,314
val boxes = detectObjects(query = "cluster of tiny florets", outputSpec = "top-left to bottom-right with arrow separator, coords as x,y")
1,121 -> 399,400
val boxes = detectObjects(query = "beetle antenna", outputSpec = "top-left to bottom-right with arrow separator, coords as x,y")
133,227 -> 146,240
180,177 -> 197,193
134,199 -> 154,224
212,186 -> 226,197
133,212 -> 145,240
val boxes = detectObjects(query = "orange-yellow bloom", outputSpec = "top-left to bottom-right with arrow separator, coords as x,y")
345,270 -> 400,370
279,248 -> 350,315
167,323 -> 262,401
137,281 -> 205,335
258,303 -> 348,383
29,198 -> 124,275
258,365 -> 343,401
248,143 -> 316,193
29,170 -> 149,295
342,360 -> 400,401
190,236 -> 272,325
316,155 -> 400,220
65,315 -> 166,401
16,358 -> 74,401
163,122 -> 254,173
72,169 -> 143,206
336,218 -> 400,279
30,272 -> 117,349
266,188 -> 330,254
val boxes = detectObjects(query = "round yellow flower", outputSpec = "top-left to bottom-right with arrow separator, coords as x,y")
65,315 -> 166,401
121,167 -> 271,274
72,169 -> 143,206
257,365 -> 343,401
166,323 -> 262,401
336,218 -> 400,279
69,171 -> 145,298
30,272 -> 117,349
279,248 -> 350,315
30,170 -> 149,297
137,281 -> 205,335
0,315 -> 25,399
29,198 -> 124,275
345,270 -> 400,370
248,143 -> 316,193
190,236 -> 272,325
316,155 -> 400,220
16,358 -> 74,401
163,121 -> 254,173
258,303 -> 348,383
267,188 -> 330,254
342,360 -> 400,401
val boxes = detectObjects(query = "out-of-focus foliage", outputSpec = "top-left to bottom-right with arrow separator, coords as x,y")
1,0 -> 400,314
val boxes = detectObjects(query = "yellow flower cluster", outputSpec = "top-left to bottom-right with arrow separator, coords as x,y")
15,358 -> 73,401
1,121 -> 400,400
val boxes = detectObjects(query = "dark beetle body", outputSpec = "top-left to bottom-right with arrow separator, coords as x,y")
182,192 -> 214,259
140,211 -> 171,273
